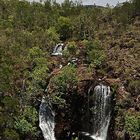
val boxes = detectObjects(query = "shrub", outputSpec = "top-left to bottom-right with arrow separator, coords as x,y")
14,106 -> 38,136
51,65 -> 77,92
88,49 -> 106,66
67,41 -> 77,54
128,80 -> 140,96
125,112 -> 140,139
3,129 -> 20,140
27,46 -> 49,94
82,39 -> 102,51
15,119 -> 35,134
63,49 -> 70,58
2,96 -> 19,113
82,40 -> 106,66
63,41 -> 77,58
49,65 -> 77,107
56,16 -> 72,40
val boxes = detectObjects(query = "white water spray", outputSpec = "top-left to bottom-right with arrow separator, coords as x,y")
52,43 -> 64,56
82,84 -> 111,140
91,85 -> 111,140
39,97 -> 56,140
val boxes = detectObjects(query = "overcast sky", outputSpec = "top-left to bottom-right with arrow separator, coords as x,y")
29,0 -> 127,6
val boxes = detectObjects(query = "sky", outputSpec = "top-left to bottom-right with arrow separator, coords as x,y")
29,0 -> 127,6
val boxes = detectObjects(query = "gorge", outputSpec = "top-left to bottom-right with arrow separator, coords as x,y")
39,45 -> 112,140
39,84 -> 112,140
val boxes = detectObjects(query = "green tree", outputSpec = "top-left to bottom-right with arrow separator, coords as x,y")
63,41 -> 77,58
46,27 -> 60,50
26,46 -> 49,94
49,65 -> 78,108
51,65 -> 78,92
56,16 -> 72,40
82,40 -> 106,66
133,0 -> 140,15
14,106 -> 38,137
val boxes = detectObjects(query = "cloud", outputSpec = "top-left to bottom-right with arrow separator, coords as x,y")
29,0 -> 127,6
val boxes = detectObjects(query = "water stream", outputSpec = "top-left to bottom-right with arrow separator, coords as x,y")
39,97 -> 56,140
52,43 -> 64,56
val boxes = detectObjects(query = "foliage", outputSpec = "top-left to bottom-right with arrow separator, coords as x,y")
49,65 -> 78,108
3,129 -> 20,140
49,92 -> 67,108
63,41 -> 77,58
51,65 -> 78,92
27,46 -> 49,94
82,40 -> 106,66
125,112 -> 140,138
56,16 -> 72,40
14,106 -> 38,136
67,41 -> 77,54
1,96 -> 19,113
0,96 -> 20,139
88,49 -> 106,66
47,27 -> 60,48
133,0 -> 140,14
128,80 -> 140,96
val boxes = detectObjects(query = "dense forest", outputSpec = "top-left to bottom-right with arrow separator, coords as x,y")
0,0 -> 140,140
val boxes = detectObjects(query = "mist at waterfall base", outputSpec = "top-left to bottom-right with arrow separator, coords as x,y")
39,84 -> 111,140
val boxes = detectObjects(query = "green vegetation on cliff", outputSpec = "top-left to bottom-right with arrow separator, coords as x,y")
125,112 -> 140,139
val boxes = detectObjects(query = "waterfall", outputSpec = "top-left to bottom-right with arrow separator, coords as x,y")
91,84 -> 111,140
39,70 -> 111,140
39,43 -> 64,140
39,96 -> 56,140
52,43 -> 64,56
81,84 -> 111,140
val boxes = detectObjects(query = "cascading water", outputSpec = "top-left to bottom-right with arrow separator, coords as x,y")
39,43 -> 64,140
81,84 -> 111,140
39,96 -> 56,140
91,84 -> 111,140
52,43 -> 64,56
